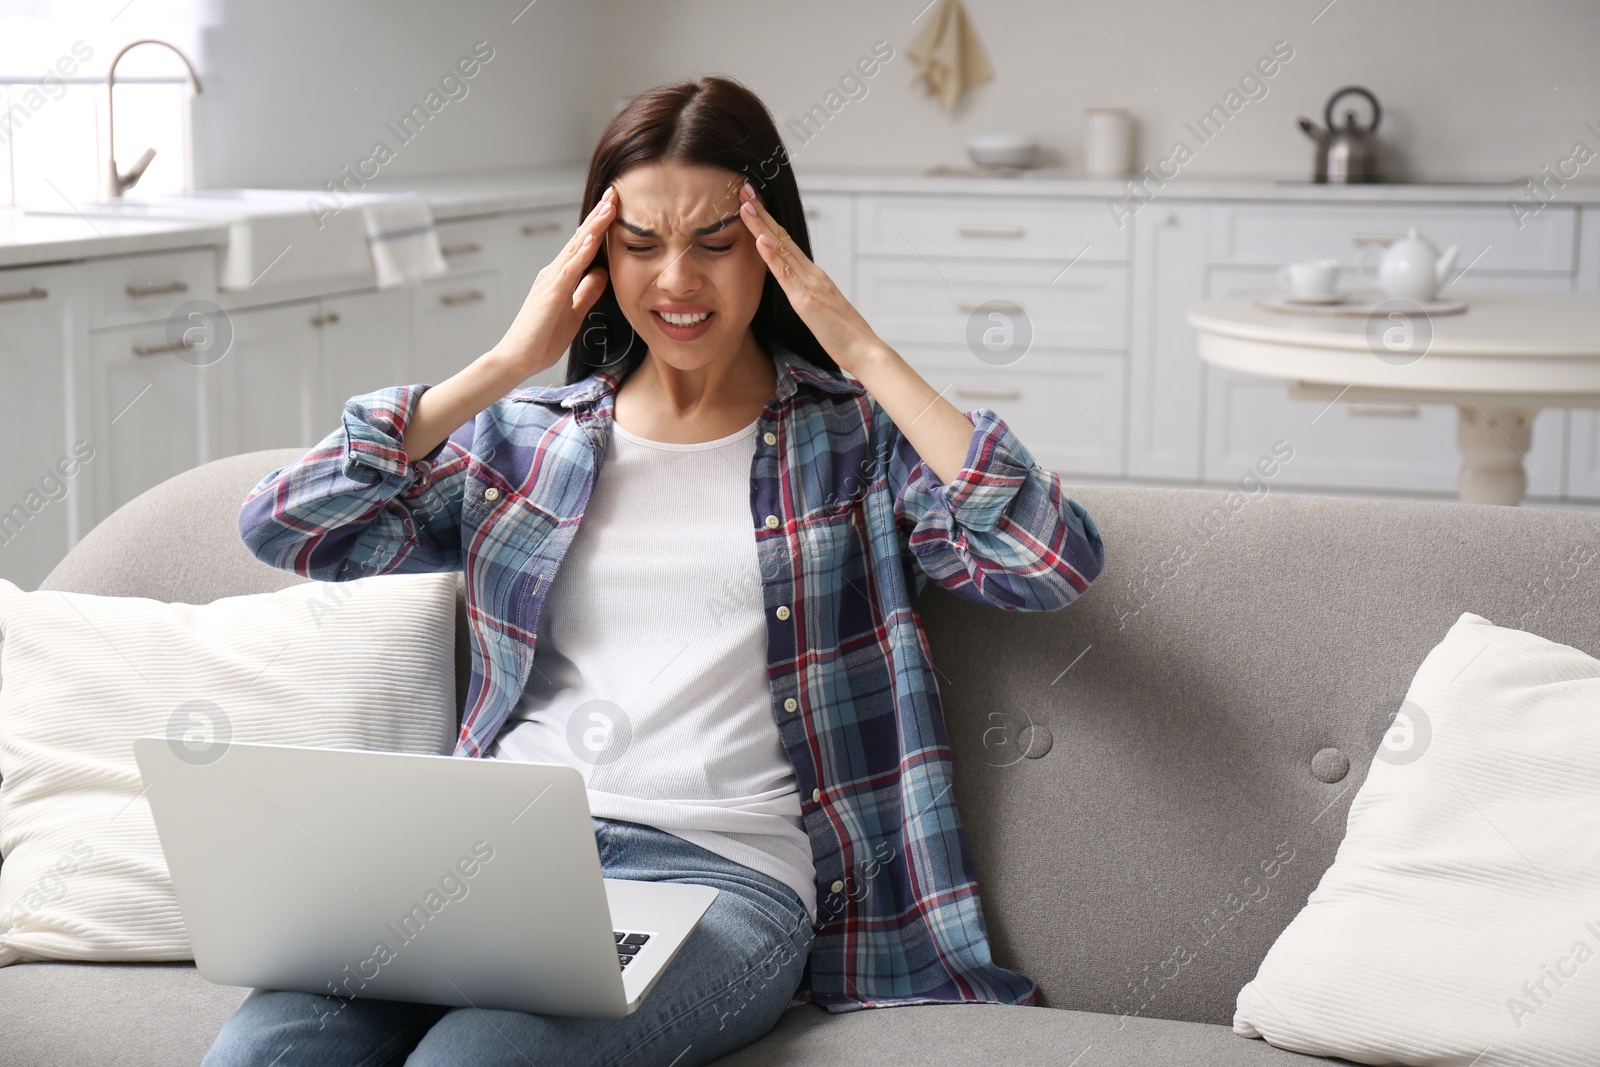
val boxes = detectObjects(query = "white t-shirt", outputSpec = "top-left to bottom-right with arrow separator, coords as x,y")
488,413 -> 817,922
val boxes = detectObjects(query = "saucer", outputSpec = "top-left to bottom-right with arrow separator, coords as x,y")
1280,291 -> 1350,305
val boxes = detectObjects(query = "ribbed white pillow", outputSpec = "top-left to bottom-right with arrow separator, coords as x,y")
1234,611 -> 1600,1067
0,573 -> 459,966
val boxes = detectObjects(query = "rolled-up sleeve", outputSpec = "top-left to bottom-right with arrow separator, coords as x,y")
885,405 -> 1104,611
237,384 -> 473,582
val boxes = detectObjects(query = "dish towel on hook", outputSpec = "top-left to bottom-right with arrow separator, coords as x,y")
360,194 -> 449,288
907,0 -> 994,111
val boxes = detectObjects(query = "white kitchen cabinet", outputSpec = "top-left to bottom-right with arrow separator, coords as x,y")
802,193 -> 855,300
86,247 -> 217,331
1202,266 -> 1569,497
215,287 -> 412,458
73,247 -> 226,536
495,206 -> 575,388
896,346 -> 1126,478
0,263 -> 88,591
1206,202 -> 1578,277
855,194 -> 1128,261
855,257 -> 1127,352
1129,205 -> 1210,482
1568,215 -> 1600,500
432,217 -> 498,277
411,267 -> 506,389
853,198 -> 1131,482
1570,414 -> 1600,499
82,318 -> 216,533
217,300 -> 319,456
310,288 -> 412,431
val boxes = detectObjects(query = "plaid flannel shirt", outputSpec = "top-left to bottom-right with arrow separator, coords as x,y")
237,340 -> 1105,1012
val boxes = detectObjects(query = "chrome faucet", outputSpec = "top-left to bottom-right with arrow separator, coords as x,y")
104,38 -> 203,199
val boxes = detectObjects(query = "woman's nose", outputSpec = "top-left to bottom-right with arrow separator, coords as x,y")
654,245 -> 703,295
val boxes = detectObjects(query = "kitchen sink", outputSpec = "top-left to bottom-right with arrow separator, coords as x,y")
24,189 -> 380,290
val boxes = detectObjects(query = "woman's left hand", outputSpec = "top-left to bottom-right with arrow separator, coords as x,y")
738,182 -> 886,374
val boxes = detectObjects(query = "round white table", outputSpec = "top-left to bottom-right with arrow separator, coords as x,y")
1187,291 -> 1600,505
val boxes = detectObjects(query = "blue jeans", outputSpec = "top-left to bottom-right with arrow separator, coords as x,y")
201,817 -> 816,1067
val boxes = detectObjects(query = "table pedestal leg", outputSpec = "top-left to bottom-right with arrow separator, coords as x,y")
1456,406 -> 1535,505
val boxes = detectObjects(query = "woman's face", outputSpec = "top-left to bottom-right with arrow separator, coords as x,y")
604,160 -> 768,372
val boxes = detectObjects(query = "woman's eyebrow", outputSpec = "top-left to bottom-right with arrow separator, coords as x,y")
616,214 -> 738,238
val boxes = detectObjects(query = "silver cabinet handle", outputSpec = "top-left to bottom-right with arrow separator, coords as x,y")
440,242 -> 482,257
1162,211 -> 1178,225
311,311 -> 342,326
953,386 -> 1022,400
804,206 -> 821,218
956,300 -> 1024,313
440,289 -> 485,306
957,225 -> 1025,238
0,285 -> 48,303
520,221 -> 561,236
126,280 -> 189,297
132,339 -> 195,357
1351,234 -> 1402,247
1346,402 -> 1420,417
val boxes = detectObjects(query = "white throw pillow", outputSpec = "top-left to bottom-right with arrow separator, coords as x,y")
0,573 -> 459,966
1234,612 -> 1600,1067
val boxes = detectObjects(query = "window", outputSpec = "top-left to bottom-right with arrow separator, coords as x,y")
0,1 -> 214,208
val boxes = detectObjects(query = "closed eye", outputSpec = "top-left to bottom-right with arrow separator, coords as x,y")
621,240 -> 734,254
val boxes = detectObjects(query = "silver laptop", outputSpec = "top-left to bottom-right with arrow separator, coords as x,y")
132,737 -> 718,1018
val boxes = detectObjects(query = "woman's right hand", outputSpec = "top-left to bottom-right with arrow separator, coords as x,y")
490,186 -> 616,377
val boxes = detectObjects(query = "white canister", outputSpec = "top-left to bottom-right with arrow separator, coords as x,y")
1084,108 -> 1133,179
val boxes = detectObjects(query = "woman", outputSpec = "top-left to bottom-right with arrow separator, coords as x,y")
220,75 -> 1104,1066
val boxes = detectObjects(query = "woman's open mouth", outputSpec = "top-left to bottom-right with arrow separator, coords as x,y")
650,307 -> 716,341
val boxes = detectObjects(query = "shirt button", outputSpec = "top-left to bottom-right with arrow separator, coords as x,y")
763,431 -> 777,446
830,879 -> 845,894
811,787 -> 821,803
483,487 -> 499,502
776,605 -> 791,621
764,514 -> 780,530
783,697 -> 798,713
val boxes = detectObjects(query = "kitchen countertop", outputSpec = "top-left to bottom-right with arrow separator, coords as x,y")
792,167 -> 1600,205
4,164 -> 1597,270
0,207 -> 229,270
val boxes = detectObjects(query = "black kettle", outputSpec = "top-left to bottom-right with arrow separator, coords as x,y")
1297,86 -> 1384,183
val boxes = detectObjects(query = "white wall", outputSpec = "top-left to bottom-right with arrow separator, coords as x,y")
193,0 -> 596,189
584,0 -> 1600,184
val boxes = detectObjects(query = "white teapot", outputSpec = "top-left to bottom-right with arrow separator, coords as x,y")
1366,227 -> 1459,302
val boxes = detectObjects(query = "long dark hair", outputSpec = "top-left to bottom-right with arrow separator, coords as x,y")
562,75 -> 838,385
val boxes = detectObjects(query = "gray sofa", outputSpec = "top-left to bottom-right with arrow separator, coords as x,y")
4,446 -> 1598,1066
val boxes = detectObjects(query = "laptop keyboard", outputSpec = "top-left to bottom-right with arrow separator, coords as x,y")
614,930 -> 652,970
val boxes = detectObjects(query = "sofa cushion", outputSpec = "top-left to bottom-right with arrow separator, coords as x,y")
0,573 -> 459,966
1234,611 -> 1600,1065
715,1002 -> 1364,1065
0,964 -> 1359,1067
0,961 -> 247,1066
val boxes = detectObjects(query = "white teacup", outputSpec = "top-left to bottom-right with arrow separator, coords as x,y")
1277,260 -> 1344,300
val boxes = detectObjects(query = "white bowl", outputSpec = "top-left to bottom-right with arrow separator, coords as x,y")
967,134 -> 1039,169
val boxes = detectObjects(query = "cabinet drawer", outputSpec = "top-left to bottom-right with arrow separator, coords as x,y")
498,207 -> 575,326
1208,202 -> 1577,275
87,248 -> 216,331
857,258 -> 1127,351
432,217 -> 498,275
896,346 -> 1126,478
856,194 -> 1129,261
